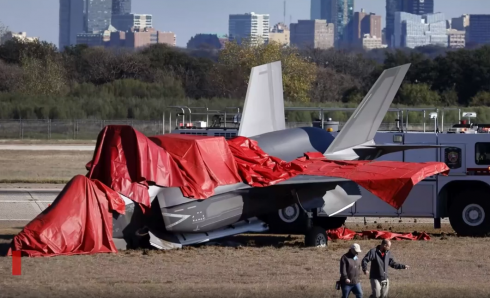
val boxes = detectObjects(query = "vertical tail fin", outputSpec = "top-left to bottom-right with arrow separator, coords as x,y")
238,61 -> 285,137
324,64 -> 411,155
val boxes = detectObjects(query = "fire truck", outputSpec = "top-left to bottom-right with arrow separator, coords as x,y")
165,107 -> 490,237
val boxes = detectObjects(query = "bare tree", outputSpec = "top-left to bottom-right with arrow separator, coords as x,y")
0,60 -> 23,92
0,21 -> 9,44
310,67 -> 361,103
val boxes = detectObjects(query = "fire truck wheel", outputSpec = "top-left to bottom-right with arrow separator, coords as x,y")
449,193 -> 490,237
304,226 -> 328,247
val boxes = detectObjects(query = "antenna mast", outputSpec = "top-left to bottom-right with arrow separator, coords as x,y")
284,1 -> 286,24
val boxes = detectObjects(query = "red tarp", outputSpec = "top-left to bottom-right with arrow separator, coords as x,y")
228,137 -> 450,209
87,127 -> 449,209
149,134 -> 242,198
8,175 -> 125,257
86,125 -> 186,207
327,227 -> 431,241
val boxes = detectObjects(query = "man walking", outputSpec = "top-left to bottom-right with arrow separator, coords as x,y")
339,243 -> 363,298
361,239 -> 409,298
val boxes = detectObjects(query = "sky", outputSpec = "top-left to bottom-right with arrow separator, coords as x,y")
1,0 -> 490,48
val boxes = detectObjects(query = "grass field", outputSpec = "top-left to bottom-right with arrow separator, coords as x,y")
1,221 -> 488,298
0,150 -> 92,184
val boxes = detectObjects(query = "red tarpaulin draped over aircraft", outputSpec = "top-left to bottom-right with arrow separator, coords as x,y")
149,134 -> 242,198
86,126 -> 186,207
8,175 -> 125,257
327,227 -> 431,241
87,127 -> 449,209
227,137 -> 450,209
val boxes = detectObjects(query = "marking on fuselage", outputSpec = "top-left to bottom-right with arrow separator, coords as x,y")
162,213 -> 191,229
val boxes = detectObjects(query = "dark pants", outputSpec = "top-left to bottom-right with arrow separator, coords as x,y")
341,282 -> 363,298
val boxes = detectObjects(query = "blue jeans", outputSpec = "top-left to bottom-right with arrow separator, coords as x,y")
341,282 -> 363,298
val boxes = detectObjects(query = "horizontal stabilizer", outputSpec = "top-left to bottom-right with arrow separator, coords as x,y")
320,185 -> 361,217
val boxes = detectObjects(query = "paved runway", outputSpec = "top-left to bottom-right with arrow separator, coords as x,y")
0,144 -> 95,151
0,188 -> 449,224
0,189 -> 59,221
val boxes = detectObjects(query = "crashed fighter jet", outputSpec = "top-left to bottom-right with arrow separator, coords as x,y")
106,61 -> 448,250
9,61 -> 449,257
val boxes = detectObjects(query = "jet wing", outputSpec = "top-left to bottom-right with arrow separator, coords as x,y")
276,175 -> 361,217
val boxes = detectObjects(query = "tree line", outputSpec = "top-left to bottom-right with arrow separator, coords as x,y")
0,34 -> 489,122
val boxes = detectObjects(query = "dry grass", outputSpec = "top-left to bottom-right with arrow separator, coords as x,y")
0,150 -> 92,183
1,222 -> 487,298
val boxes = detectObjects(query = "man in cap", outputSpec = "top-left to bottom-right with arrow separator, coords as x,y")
339,243 -> 363,298
361,239 -> 410,298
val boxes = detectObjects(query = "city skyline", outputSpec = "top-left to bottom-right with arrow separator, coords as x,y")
1,0 -> 490,48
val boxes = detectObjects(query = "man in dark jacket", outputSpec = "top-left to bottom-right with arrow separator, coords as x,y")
361,239 -> 410,298
339,243 -> 363,298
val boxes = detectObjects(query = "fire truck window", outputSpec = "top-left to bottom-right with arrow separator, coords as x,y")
475,143 -> 490,165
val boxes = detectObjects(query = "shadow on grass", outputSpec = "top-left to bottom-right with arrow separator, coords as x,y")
209,234 -> 305,248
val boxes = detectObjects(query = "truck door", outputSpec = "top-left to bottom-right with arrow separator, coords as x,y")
399,133 -> 439,217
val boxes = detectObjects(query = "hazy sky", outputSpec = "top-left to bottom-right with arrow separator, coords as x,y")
1,0 -> 489,48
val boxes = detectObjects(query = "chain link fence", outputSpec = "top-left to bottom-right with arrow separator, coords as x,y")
0,119 -> 456,140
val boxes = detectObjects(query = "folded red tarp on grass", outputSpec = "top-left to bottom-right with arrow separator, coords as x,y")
327,227 -> 430,241
8,175 -> 125,257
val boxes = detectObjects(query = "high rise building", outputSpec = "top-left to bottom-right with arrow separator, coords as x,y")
86,0 -> 112,33
447,29 -> 466,48
269,22 -> 290,46
290,19 -> 335,49
112,14 -> 152,32
401,0 -> 434,15
394,12 -> 448,48
76,24 -> 117,47
310,0 -> 322,20
385,0 -> 402,48
309,0 -> 354,46
467,15 -> 490,45
228,12 -> 270,45
112,0 -> 131,15
386,0 -> 434,48
349,9 -> 382,46
59,0 -> 85,50
361,34 -> 386,50
451,14 -> 470,31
